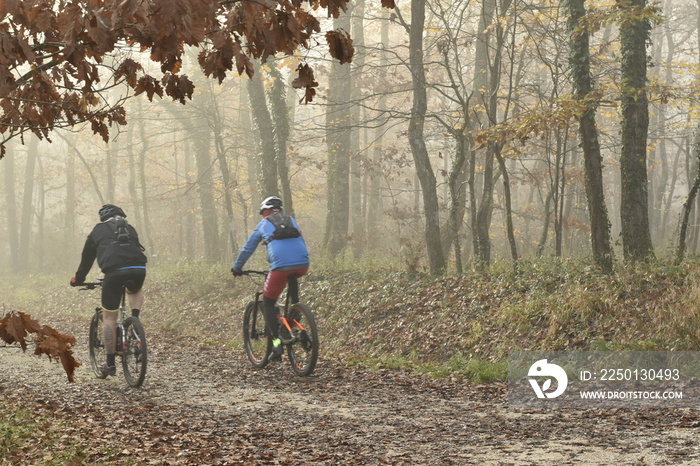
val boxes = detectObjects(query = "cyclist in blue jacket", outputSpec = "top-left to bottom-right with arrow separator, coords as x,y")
232,196 -> 309,361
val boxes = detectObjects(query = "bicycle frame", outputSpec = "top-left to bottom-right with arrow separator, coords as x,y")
81,282 -> 127,341
241,270 -> 318,376
251,278 -> 306,346
79,280 -> 147,387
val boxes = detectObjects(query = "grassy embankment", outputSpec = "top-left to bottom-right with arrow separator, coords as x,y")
3,258 -> 700,459
4,258 -> 700,383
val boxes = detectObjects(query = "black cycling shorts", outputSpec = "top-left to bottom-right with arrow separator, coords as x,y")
102,268 -> 146,311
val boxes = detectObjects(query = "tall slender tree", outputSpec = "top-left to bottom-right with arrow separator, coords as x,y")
365,10 -> 390,251
323,8 -> 354,256
3,143 -> 19,271
618,0 -> 654,262
136,99 -> 155,255
17,137 -> 38,271
248,63 -> 280,198
268,62 -> 295,215
676,128 -> 700,264
407,0 -> 446,274
566,0 -> 614,273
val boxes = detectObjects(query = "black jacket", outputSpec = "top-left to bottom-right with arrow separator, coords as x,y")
75,219 -> 147,282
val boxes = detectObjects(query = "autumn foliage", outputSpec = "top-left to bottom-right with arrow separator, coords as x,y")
0,0 -> 396,157
0,310 -> 81,382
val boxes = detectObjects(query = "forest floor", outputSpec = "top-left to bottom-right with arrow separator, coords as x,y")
2,312 -> 700,465
4,262 -> 700,464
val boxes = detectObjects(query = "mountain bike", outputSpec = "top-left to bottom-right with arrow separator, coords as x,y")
241,270 -> 319,376
79,281 -> 148,387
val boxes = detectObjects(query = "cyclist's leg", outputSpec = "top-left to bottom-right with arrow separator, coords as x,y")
262,272 -> 286,338
124,269 -> 146,317
287,276 -> 299,304
286,267 -> 308,304
101,272 -> 123,372
264,267 -> 309,329
262,272 -> 289,359
102,308 -> 118,359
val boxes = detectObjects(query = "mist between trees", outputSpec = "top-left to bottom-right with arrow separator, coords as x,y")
1,0 -> 700,275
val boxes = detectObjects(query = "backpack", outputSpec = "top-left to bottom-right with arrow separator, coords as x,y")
114,216 -> 131,244
266,211 -> 301,241
97,216 -> 147,272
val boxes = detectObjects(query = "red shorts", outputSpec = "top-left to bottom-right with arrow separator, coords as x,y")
263,267 -> 308,300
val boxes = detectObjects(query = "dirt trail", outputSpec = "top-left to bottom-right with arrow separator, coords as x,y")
2,316 -> 700,465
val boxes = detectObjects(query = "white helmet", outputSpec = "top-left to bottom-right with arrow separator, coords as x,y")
259,196 -> 283,214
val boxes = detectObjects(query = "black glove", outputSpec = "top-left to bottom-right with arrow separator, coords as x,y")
231,268 -> 243,277
70,276 -> 83,287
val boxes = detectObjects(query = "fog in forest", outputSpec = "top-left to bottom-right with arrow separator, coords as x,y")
3,1 -> 700,276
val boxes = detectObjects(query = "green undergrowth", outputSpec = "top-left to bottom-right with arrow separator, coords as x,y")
4,257 -> 700,384
0,401 -> 104,465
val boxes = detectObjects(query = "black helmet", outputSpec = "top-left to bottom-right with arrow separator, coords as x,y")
259,196 -> 283,214
99,204 -> 126,221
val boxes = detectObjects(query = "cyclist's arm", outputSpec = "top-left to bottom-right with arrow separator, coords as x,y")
232,225 -> 264,271
75,235 -> 97,283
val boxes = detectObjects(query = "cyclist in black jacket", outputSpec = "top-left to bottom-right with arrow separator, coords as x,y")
71,204 -> 147,377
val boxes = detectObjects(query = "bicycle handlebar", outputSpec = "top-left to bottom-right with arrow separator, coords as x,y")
241,270 -> 268,276
76,282 -> 103,290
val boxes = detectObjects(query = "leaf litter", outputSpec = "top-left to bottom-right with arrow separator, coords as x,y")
1,319 -> 699,464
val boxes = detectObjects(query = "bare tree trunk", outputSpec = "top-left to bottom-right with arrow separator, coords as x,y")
470,0 -> 496,268
431,0 -> 473,268
126,123 -> 143,227
350,0 -> 366,255
190,116 -> 222,262
18,137 -> 38,272
536,189 -> 553,258
445,131 -> 469,274
565,0 -> 614,273
655,11 -> 675,246
496,152 -> 518,268
408,0 -> 446,275
247,63 -> 279,198
676,129 -> 700,264
474,107 -> 497,269
64,145 -> 76,262
365,9 -> 390,251
183,140 -> 196,259
323,10 -> 353,256
662,148 -> 682,231
240,86 -> 259,233
137,100 -> 155,255
56,132 -> 105,204
208,80 -> 238,260
554,130 -> 568,258
36,155 -> 45,266
475,0 -> 513,269
3,144 -> 20,271
268,63 -> 295,215
106,138 -> 117,202
619,0 -> 654,262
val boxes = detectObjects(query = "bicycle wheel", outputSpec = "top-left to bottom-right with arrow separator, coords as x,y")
243,300 -> 270,368
286,303 -> 318,376
88,309 -> 107,379
121,317 -> 147,387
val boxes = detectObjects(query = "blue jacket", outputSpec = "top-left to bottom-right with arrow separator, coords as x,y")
232,215 -> 309,271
